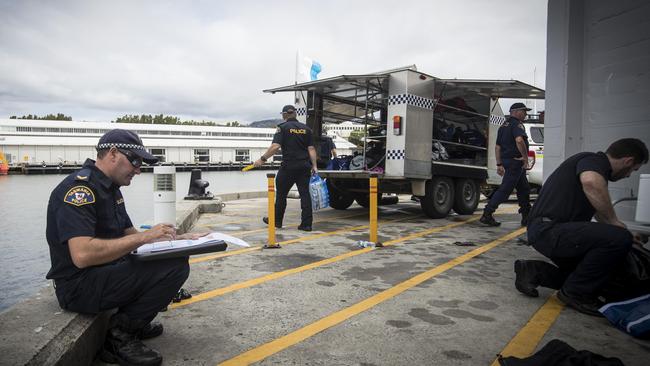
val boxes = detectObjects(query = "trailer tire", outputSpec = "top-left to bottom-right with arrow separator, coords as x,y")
421,177 -> 455,218
453,178 -> 479,215
355,192 -> 380,208
327,180 -> 354,210
481,187 -> 496,199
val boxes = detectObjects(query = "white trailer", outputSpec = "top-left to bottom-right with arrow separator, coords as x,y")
264,66 -> 545,218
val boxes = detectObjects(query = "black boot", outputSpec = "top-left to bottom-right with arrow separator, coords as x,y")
479,212 -> 501,227
557,289 -> 605,318
172,288 -> 192,303
514,260 -> 539,297
262,216 -> 282,228
519,207 -> 531,227
137,321 -> 163,339
100,314 -> 163,366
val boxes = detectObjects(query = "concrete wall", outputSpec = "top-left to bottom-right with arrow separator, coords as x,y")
545,0 -> 650,218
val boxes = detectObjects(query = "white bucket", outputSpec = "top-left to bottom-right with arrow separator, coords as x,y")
635,174 -> 650,223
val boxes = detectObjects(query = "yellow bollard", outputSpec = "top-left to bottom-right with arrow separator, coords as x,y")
264,173 -> 280,249
369,173 -> 379,245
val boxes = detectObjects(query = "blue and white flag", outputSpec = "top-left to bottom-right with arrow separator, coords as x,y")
296,51 -> 322,82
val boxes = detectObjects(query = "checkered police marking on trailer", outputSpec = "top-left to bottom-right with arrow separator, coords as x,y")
387,149 -> 405,160
388,94 -> 436,110
296,107 -> 307,116
489,114 -> 506,126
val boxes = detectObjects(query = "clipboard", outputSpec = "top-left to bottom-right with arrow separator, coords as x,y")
131,240 -> 227,261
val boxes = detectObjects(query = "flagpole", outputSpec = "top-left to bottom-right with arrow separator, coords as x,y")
295,49 -> 299,85
533,66 -> 537,114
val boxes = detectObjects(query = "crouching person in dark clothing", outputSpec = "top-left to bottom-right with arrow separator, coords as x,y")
514,138 -> 648,317
45,129 -> 202,365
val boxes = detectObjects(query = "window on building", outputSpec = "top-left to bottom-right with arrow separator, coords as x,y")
149,148 -> 166,163
194,148 -> 210,162
272,153 -> 282,162
235,149 -> 250,162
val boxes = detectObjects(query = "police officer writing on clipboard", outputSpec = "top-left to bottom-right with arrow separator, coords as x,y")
480,102 -> 534,227
45,129 -> 204,366
254,105 -> 318,231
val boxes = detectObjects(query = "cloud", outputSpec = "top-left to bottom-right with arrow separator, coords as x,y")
0,0 -> 547,123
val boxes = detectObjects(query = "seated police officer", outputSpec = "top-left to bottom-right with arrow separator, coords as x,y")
514,138 -> 648,316
46,129 -> 201,366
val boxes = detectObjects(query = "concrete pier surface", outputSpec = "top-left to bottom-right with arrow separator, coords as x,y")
2,196 -> 649,365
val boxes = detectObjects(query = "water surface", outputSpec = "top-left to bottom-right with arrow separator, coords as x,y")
0,170 -> 271,311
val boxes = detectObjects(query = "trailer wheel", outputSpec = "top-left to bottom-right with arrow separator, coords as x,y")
453,178 -> 479,215
421,177 -> 455,218
481,186 -> 496,199
327,180 -> 354,210
355,192 -> 380,208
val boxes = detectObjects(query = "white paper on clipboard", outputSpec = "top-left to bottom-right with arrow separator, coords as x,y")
135,232 -> 250,254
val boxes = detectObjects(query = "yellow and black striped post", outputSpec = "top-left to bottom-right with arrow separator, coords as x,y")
369,173 -> 379,245
264,173 -> 280,248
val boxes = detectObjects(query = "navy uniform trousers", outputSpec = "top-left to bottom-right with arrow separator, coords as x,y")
55,256 -> 189,323
275,166 -> 312,227
527,219 -> 633,299
485,158 -> 530,214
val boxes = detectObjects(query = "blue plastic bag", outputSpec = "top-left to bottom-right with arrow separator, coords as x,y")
600,293 -> 650,338
309,174 -> 329,211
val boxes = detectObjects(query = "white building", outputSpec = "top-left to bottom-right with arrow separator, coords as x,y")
323,121 -> 365,138
0,119 -> 357,165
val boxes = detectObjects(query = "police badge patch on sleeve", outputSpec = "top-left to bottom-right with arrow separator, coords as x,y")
64,186 -> 96,206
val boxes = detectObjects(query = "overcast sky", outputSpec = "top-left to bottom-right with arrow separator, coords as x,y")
0,0 -> 547,124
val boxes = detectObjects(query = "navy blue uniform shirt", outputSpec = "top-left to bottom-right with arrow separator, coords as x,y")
529,152 -> 612,223
318,135 -> 336,161
496,116 -> 529,159
272,118 -> 314,169
46,159 -> 133,280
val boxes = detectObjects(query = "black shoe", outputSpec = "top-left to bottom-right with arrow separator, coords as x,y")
138,322 -> 163,340
100,326 -> 163,365
297,225 -> 312,232
514,260 -> 539,297
520,209 -> 530,227
262,217 -> 282,228
172,288 -> 192,303
556,289 -> 604,317
479,213 -> 501,227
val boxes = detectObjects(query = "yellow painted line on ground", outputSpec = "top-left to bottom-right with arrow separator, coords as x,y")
196,211 -> 369,235
490,294 -> 564,365
219,227 -> 527,366
189,213 -> 422,264
174,215 -> 477,308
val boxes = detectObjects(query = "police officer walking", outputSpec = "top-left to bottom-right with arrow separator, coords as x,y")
480,102 -> 534,226
46,129 -> 203,366
255,105 -> 318,231
514,138 -> 648,316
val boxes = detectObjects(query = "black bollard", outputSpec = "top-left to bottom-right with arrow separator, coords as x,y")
184,169 -> 214,200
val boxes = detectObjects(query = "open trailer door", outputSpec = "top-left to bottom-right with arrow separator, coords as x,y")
436,79 -> 546,192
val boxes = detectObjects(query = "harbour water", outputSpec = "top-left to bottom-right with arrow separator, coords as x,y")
0,169 -> 272,312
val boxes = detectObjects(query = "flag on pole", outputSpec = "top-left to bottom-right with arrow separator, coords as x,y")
296,50 -> 322,83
